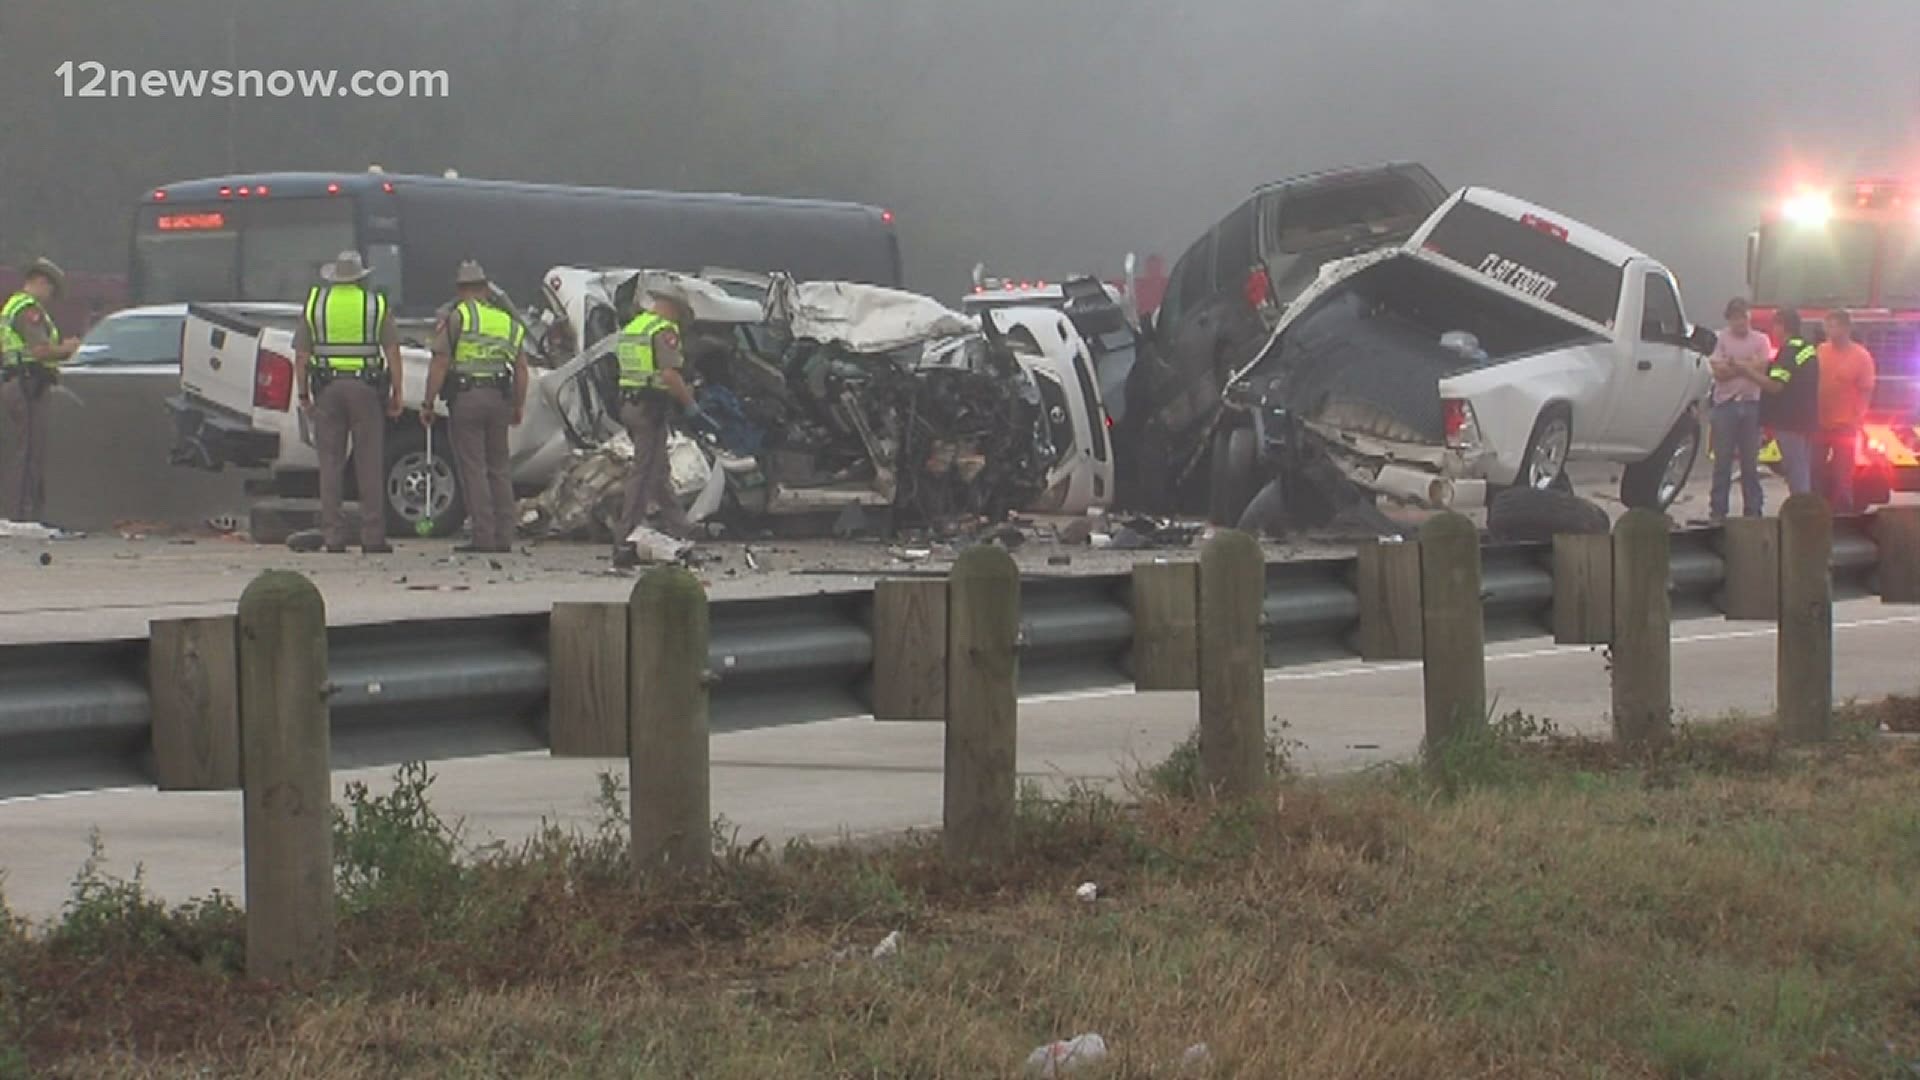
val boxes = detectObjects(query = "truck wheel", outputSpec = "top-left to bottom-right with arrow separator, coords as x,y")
1487,487 -> 1610,543
381,423 -> 466,538
1620,412 -> 1702,511
1518,406 -> 1573,491
1208,426 -> 1260,525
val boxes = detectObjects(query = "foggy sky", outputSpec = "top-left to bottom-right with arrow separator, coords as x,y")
5,0 -> 1919,314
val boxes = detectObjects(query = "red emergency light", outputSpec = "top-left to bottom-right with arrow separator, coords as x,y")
151,189 -> 167,201
257,184 -> 270,196
156,212 -> 227,232
218,186 -> 231,198
327,182 -> 341,195
236,186 -> 251,198
881,209 -> 895,225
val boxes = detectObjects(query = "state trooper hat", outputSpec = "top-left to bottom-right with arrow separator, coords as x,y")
25,257 -> 65,296
320,250 -> 372,283
455,260 -> 489,286
646,281 -> 695,316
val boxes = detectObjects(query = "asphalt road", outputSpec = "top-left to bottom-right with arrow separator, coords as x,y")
2,597 -> 1915,924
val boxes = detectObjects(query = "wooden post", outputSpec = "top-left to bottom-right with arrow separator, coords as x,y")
1778,494 -> 1834,743
1552,534 -> 1613,645
150,615 -> 240,791
629,567 -> 711,877
872,579 -> 948,720
1718,517 -> 1781,621
1355,539 -> 1423,660
1611,510 -> 1672,746
1872,505 -> 1920,604
1198,530 -> 1267,797
1131,561 -> 1199,690
1419,513 -> 1486,752
237,571 -> 333,983
549,602 -> 627,757
944,545 -> 1020,862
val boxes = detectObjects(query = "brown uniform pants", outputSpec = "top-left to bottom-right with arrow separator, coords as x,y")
0,376 -> 51,523
619,396 -> 692,541
451,386 -> 515,550
312,377 -> 387,549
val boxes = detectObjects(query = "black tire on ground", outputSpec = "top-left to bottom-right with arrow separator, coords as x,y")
1620,412 -> 1702,511
375,422 -> 466,538
1207,425 -> 1261,526
1486,487 -> 1610,543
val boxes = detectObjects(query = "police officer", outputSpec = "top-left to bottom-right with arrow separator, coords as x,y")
612,282 -> 702,566
423,261 -> 528,554
294,251 -> 403,553
0,258 -> 80,523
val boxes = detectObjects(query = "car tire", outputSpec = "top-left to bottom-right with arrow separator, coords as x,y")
379,423 -> 466,538
1207,425 -> 1260,526
1487,487 -> 1610,543
1516,406 -> 1573,492
1237,477 -> 1289,538
1621,412 -> 1702,511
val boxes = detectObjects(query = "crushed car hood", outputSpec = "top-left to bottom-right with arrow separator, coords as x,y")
766,277 -> 979,353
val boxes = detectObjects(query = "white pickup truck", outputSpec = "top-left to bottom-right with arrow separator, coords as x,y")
1215,187 -> 1716,531
169,268 -> 1113,538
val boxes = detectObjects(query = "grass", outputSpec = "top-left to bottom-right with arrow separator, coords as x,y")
4,712 -> 1920,1078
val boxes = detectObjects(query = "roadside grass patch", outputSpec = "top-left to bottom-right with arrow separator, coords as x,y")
4,713 -> 1919,1077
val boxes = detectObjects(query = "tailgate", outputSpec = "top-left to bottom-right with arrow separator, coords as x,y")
179,304 -> 266,416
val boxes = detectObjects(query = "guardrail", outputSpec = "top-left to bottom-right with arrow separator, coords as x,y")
0,514 -> 1905,800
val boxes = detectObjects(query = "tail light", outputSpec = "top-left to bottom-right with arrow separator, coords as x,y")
1244,266 -> 1273,310
1442,398 -> 1482,450
254,347 -> 294,411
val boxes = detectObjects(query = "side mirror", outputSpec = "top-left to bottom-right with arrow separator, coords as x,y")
1687,326 -> 1718,355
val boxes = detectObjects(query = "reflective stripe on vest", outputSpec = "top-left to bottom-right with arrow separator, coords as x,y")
303,284 -> 386,371
1771,337 -> 1817,384
1,292 -> 59,368
452,299 -> 523,374
616,311 -> 678,389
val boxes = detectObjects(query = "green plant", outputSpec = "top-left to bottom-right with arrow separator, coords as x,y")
1138,719 -> 1301,799
46,832 -> 241,968
332,761 -> 464,916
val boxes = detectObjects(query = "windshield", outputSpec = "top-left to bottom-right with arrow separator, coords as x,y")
1267,177 -> 1435,255
133,197 -> 356,305
74,313 -> 183,366
1752,221 -> 1877,308
1884,225 -> 1920,308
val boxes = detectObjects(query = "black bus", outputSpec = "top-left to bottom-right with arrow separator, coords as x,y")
131,171 -> 902,317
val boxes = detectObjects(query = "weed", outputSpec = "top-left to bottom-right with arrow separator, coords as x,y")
1138,719 -> 1301,799
331,761 -> 465,917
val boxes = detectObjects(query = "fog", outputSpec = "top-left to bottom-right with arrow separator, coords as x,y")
4,0 -> 1919,313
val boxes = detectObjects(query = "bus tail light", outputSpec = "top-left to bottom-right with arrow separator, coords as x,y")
254,348 -> 294,411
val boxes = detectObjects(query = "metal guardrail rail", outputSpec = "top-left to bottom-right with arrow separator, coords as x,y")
0,520 -> 1888,800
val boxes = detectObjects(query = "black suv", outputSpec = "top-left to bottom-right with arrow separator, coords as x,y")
1126,163 -> 1447,516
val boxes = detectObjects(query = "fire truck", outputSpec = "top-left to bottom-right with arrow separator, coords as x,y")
1747,177 -> 1920,506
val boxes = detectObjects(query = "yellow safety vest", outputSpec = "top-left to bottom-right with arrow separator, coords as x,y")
303,284 -> 387,372
0,292 -> 60,368
1769,337 -> 1817,386
616,311 -> 678,390
451,299 -> 523,376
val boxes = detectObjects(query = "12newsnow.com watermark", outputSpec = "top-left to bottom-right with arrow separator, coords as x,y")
55,61 -> 449,99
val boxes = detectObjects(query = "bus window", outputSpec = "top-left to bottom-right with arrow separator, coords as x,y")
135,197 -> 356,305
237,198 -> 356,302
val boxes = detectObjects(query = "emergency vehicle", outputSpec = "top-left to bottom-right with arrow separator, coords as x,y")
1747,177 -> 1920,505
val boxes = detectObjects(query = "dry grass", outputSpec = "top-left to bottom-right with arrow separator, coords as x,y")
5,723 -> 1920,1079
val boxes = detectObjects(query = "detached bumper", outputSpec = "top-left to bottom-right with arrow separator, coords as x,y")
167,395 -> 278,471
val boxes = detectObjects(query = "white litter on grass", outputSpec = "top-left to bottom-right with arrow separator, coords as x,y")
1181,1043 -> 1211,1069
1075,882 -> 1099,904
1025,1034 -> 1110,1076
871,930 -> 903,961
622,526 -> 692,564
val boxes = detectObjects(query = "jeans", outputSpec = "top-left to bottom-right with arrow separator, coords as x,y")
1708,399 -> 1763,517
1821,427 -> 1859,514
1774,430 -> 1815,499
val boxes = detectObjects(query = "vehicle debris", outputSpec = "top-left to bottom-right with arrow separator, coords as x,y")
870,930 -> 903,962
1025,1034 -> 1110,1077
